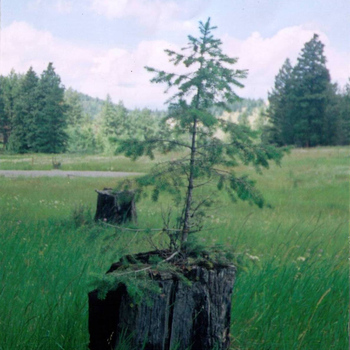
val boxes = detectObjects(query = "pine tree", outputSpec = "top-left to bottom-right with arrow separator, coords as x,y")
67,124 -> 97,153
8,67 -> 39,153
322,83 -> 342,145
124,108 -> 160,140
335,80 -> 350,145
101,97 -> 128,136
100,95 -> 118,136
266,35 -> 335,147
117,18 -> 285,251
266,59 -> 294,145
34,63 -> 67,153
16,67 -> 39,152
0,71 -> 21,149
0,78 -> 6,148
64,88 -> 98,153
292,34 -> 331,147
99,96 -> 128,152
64,88 -> 85,126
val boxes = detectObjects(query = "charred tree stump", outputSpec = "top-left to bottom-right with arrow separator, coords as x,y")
94,188 -> 137,224
89,251 -> 236,350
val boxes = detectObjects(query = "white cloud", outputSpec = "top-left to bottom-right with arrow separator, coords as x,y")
84,39 -> 183,108
325,48 -> 350,88
222,25 -> 350,99
0,21 -> 178,108
0,21 -> 98,88
89,0 -> 207,32
1,21 -> 349,110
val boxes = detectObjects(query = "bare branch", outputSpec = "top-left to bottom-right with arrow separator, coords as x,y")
190,196 -> 212,217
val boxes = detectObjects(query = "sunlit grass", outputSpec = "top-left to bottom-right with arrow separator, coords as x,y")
0,146 -> 348,349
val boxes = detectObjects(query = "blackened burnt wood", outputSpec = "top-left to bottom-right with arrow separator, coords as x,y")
94,188 -> 137,224
89,252 -> 236,350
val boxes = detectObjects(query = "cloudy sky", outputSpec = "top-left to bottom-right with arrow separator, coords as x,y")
1,0 -> 349,109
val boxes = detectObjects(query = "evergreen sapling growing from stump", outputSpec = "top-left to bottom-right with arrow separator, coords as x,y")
89,18 -> 286,350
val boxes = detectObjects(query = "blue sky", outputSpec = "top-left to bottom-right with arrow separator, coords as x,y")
1,0 -> 349,109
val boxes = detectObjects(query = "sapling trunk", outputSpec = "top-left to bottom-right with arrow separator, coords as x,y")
181,116 -> 197,246
181,76 -> 202,248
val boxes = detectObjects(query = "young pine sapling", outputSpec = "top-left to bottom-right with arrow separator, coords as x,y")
117,18 -> 285,254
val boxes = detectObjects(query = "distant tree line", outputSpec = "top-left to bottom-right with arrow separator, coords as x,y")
264,34 -> 350,147
2,36 -> 347,155
0,63 -> 67,153
0,64 -> 164,154
65,90 -> 164,154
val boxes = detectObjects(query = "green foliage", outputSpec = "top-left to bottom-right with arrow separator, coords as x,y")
216,98 -> 265,115
99,96 -> 134,153
266,35 -> 349,147
33,63 -> 68,153
2,64 -> 68,154
8,67 -> 41,153
117,18 -> 285,251
265,58 -> 295,145
64,88 -> 105,153
94,271 -> 161,304
98,96 -> 163,154
292,34 -> 331,147
0,78 -> 7,147
329,80 -> 350,145
100,96 -> 127,137
124,108 -> 163,140
66,124 -> 99,154
64,88 -> 86,126
181,234 -> 237,268
0,70 -> 22,149
64,87 -> 104,120
1,66 -> 165,155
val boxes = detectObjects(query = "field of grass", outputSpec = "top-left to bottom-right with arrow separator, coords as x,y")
0,152 -> 175,172
0,147 -> 348,349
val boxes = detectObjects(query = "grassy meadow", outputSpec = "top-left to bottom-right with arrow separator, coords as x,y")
0,152 -> 176,172
0,147 -> 348,349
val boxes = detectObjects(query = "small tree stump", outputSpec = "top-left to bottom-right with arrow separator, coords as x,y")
88,251 -> 236,350
94,188 -> 137,224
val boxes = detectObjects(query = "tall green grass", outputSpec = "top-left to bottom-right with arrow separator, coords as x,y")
0,147 -> 348,349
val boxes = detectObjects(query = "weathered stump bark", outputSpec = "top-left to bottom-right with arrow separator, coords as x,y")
89,251 -> 236,350
94,188 -> 137,224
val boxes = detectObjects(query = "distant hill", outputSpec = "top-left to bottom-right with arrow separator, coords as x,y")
228,98 -> 265,114
79,93 -> 105,119
65,88 -> 266,126
65,88 -> 105,119
215,98 -> 267,130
